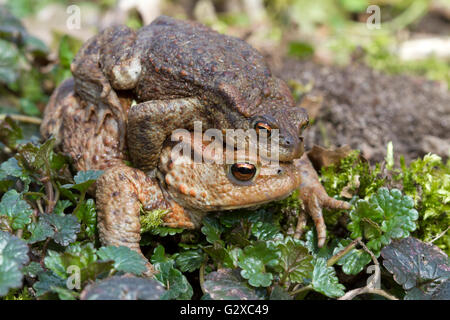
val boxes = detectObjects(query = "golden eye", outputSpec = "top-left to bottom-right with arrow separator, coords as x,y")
230,163 -> 257,182
255,121 -> 272,137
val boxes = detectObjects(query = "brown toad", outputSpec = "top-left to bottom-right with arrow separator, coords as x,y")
70,15 -> 308,171
41,80 -> 349,275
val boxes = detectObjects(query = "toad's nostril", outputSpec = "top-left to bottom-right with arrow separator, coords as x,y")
299,136 -> 304,142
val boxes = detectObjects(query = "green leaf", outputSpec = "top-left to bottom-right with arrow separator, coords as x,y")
149,226 -> 184,237
332,239 -> 372,275
0,231 -> 29,296
237,241 -> 279,287
274,237 -> 314,284
33,270 -> 66,297
174,249 -> 205,273
0,116 -> 23,150
97,246 -> 146,276
27,218 -> 54,243
204,268 -> 262,300
348,188 -> 419,253
381,237 -> 450,300
0,39 -> 19,84
16,139 -> 66,177
63,170 -> 104,193
43,213 -> 80,246
53,200 -> 72,215
201,216 -> 224,245
81,275 -> 165,300
22,261 -> 43,278
150,246 -> 193,300
74,199 -> 97,237
311,258 -> 345,298
0,189 -> 33,230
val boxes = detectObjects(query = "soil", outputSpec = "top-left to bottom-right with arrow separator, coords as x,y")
275,59 -> 450,164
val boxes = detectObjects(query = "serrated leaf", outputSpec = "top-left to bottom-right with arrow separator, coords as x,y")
332,239 -> 372,275
33,270 -> 66,297
97,246 -> 146,276
74,199 -> 96,237
22,261 -> 43,278
381,237 -> 450,300
150,246 -> 193,300
174,249 -> 205,273
0,231 -> 29,296
43,213 -> 80,246
311,258 -> 345,298
0,189 -> 33,230
81,276 -> 165,300
53,200 -> 72,215
274,237 -> 314,284
201,216 -> 224,245
63,170 -> 104,193
27,218 -> 54,243
348,188 -> 419,253
237,241 -> 279,287
204,268 -> 261,300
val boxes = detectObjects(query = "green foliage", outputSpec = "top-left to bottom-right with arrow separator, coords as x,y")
97,246 -> 147,276
397,154 -> 450,253
140,208 -> 169,233
0,189 -> 33,230
311,258 -> 345,298
0,231 -> 29,296
321,151 -> 385,199
349,188 -> 418,253
150,245 -> 193,300
236,241 -> 279,287
1,2 -> 448,301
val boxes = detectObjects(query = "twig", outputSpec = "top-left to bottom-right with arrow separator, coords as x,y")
429,227 -> 449,244
44,179 -> 56,214
290,284 -> 313,296
0,114 -> 42,125
338,239 -> 398,300
327,237 -> 361,267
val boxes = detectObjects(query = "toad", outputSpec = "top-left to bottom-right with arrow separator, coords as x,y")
70,15 -> 308,171
41,80 -> 350,275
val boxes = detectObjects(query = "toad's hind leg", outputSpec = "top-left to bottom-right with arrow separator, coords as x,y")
96,164 -> 167,276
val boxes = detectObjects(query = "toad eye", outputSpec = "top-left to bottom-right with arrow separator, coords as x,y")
255,121 -> 272,137
230,163 -> 257,182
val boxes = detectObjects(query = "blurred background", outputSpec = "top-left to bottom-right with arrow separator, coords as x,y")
0,0 -> 449,163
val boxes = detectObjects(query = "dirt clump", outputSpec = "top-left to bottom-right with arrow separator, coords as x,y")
276,59 -> 450,163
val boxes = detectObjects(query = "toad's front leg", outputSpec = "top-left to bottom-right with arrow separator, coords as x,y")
127,97 -> 205,171
96,164 -> 168,276
295,154 -> 351,247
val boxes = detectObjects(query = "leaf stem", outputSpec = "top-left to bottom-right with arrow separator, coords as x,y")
290,284 -> 313,296
327,237 -> 361,267
199,259 -> 207,295
0,114 -> 42,125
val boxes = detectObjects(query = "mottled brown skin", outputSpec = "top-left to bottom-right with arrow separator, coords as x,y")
41,81 -> 349,275
70,15 -> 308,171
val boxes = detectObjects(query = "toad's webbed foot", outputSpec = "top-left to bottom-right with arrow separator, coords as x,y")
295,154 -> 351,247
